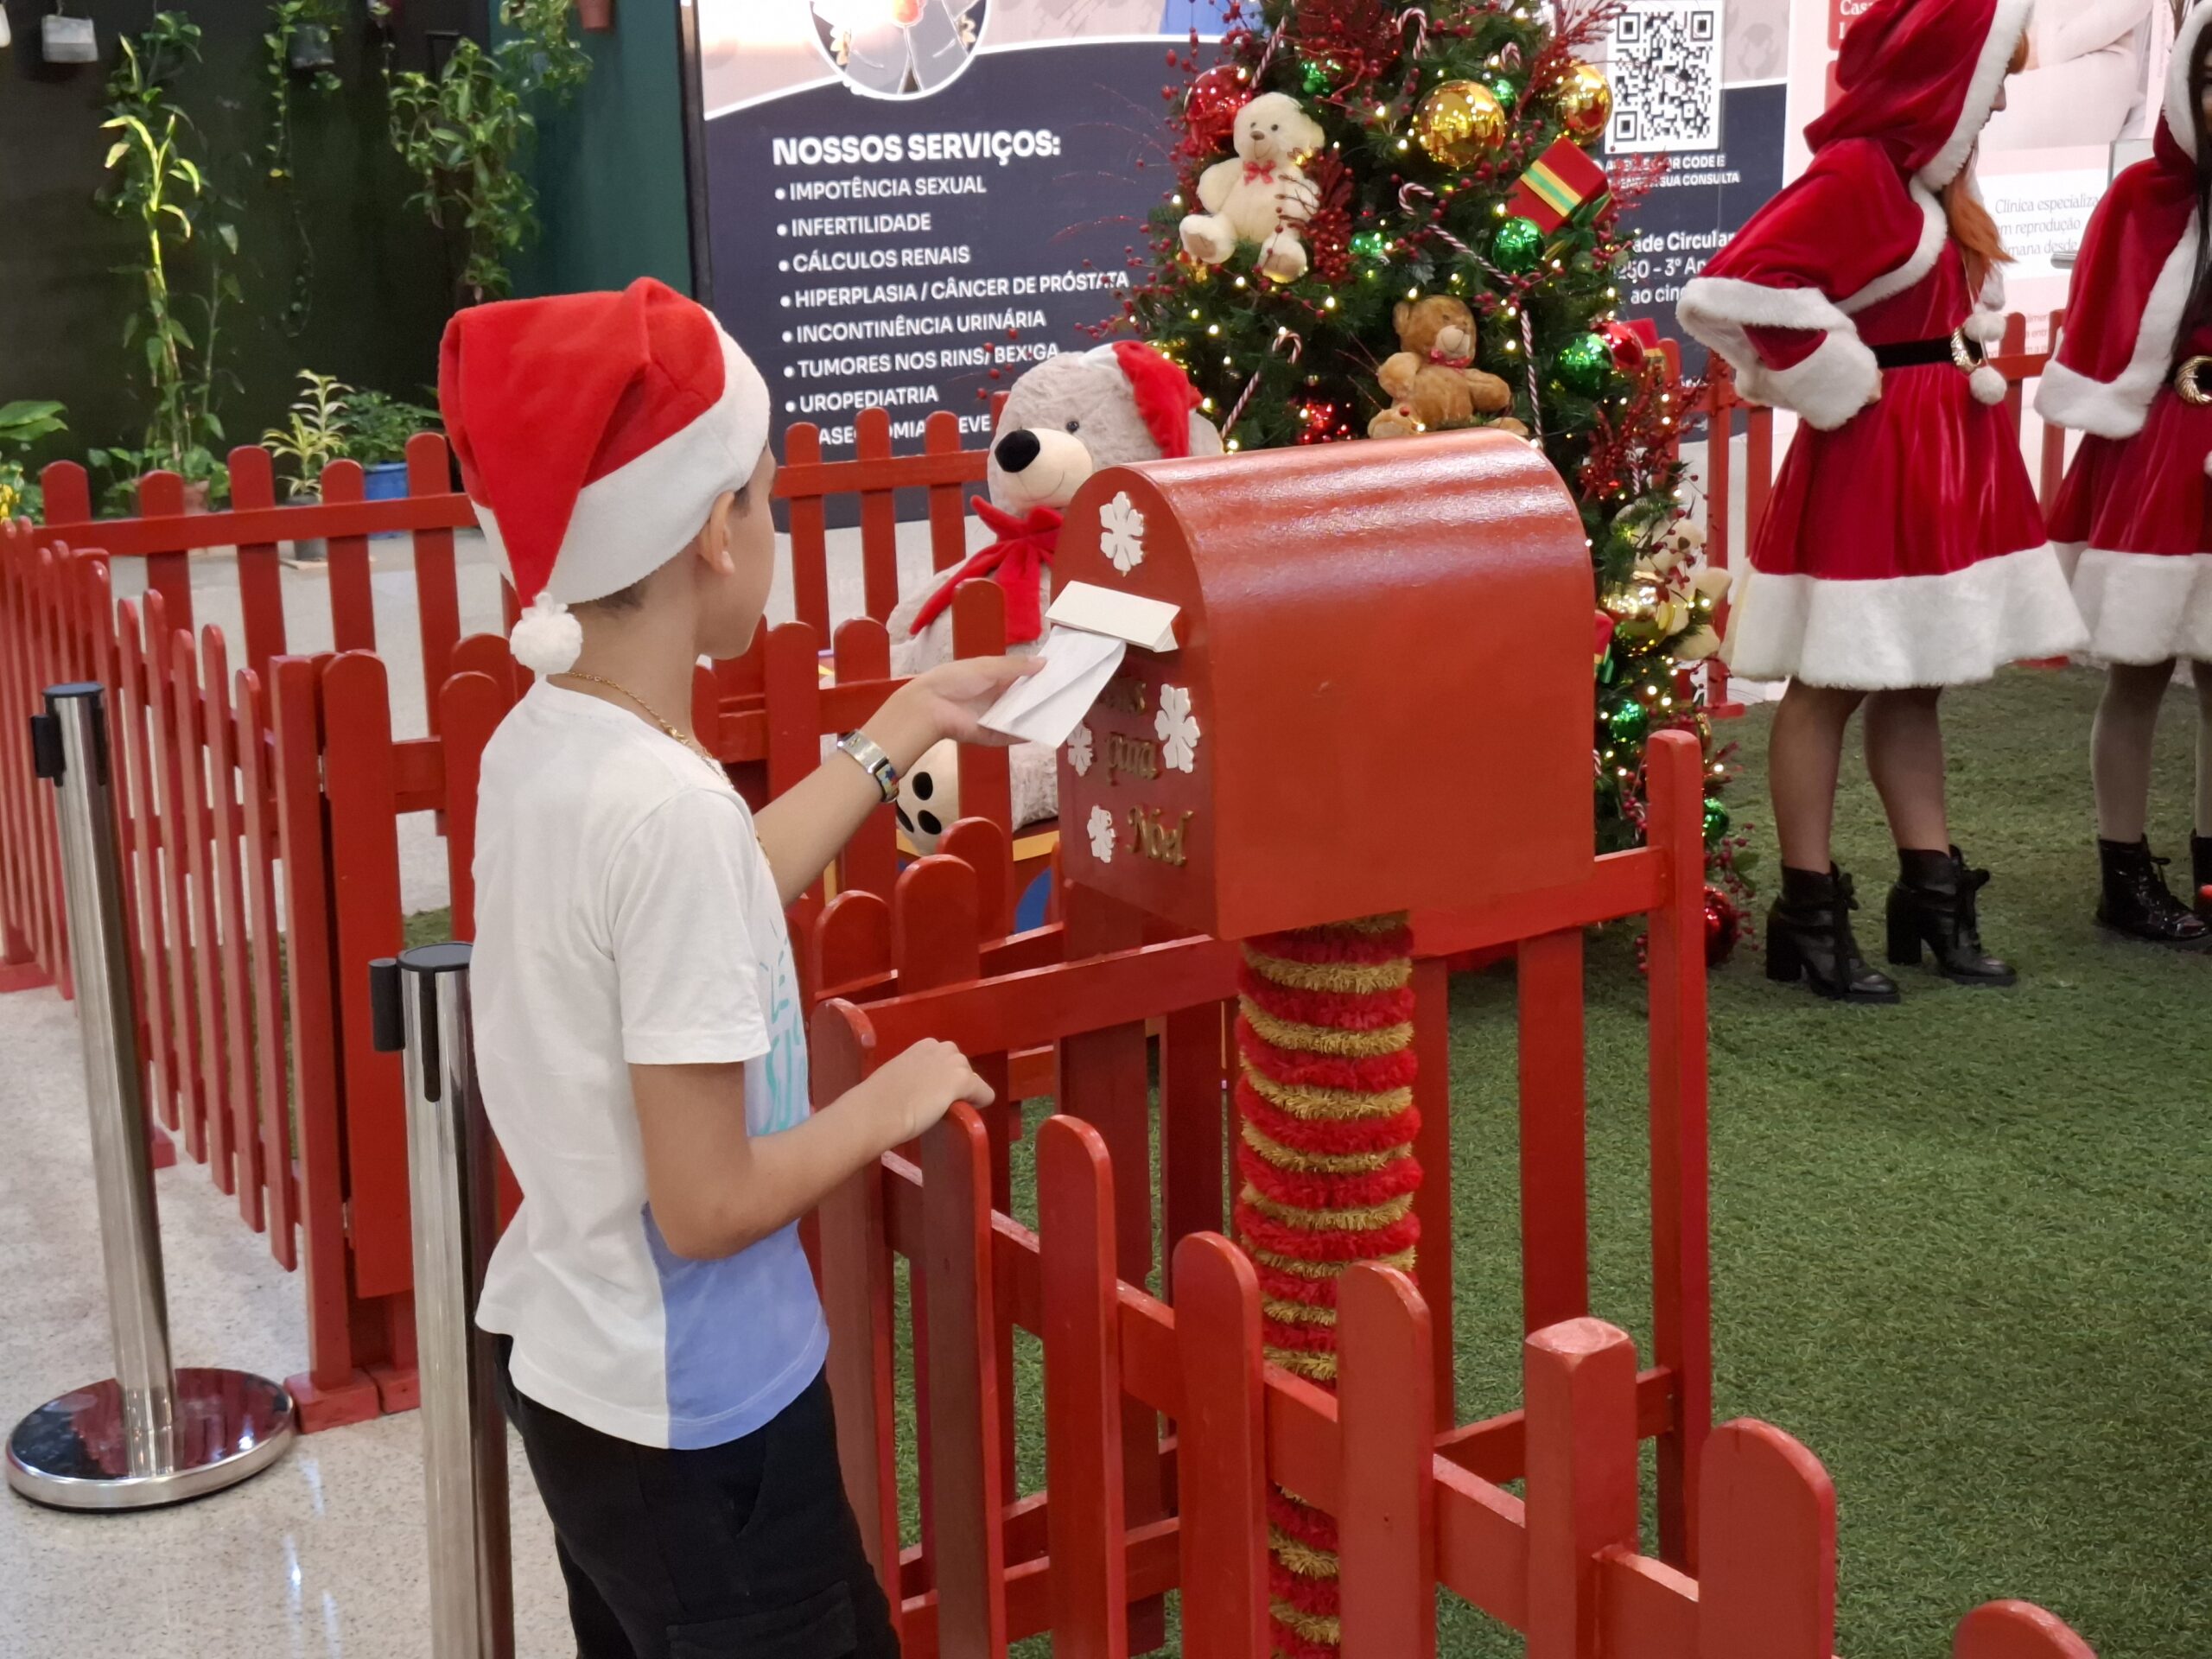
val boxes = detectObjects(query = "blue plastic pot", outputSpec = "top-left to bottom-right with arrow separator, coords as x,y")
362,461 -> 409,539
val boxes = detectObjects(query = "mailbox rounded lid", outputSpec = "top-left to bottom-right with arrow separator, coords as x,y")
1052,429 -> 1598,939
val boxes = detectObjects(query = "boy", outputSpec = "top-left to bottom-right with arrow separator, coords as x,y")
444,278 -> 1034,1657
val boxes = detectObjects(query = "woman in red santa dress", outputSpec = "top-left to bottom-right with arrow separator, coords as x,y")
2036,2 -> 2212,947
1680,0 -> 2085,1005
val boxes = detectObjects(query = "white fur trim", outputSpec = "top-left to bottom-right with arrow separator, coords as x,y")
2166,3 -> 2212,156
1751,333 -> 1884,430
2034,226 -> 2199,437
1677,279 -> 1884,427
1720,543 -> 2088,689
510,598 -> 583,676
2061,544 -> 2212,664
475,331 -> 770,608
1838,183 -> 1948,315
1916,0 -> 2035,191
1970,364 -> 2008,404
1964,310 -> 2006,344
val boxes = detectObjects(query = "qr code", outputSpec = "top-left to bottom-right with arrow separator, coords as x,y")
1608,3 -> 1722,154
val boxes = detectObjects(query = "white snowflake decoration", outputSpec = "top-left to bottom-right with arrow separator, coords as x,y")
1067,725 -> 1095,777
1100,492 -> 1146,575
1155,684 -> 1200,773
1086,804 -> 1118,863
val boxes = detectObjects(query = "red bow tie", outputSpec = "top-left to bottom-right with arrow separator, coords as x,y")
907,497 -> 1062,645
1427,347 -> 1473,369
1242,159 -> 1278,184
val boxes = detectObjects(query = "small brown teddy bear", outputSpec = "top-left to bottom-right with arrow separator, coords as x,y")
1368,296 -> 1518,436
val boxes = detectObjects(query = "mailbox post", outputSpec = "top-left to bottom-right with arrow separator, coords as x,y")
1049,430 -> 1594,1649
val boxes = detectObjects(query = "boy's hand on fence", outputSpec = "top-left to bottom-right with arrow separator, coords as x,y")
866,1038 -> 995,1144
890,655 -> 1044,749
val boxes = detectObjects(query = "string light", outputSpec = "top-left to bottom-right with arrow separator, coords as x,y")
1207,322 -> 1221,335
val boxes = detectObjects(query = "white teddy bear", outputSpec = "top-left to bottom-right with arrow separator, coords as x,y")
887,340 -> 1223,842
1178,91 -> 1325,285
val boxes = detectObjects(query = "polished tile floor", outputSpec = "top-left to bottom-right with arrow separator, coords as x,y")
0,986 -> 576,1656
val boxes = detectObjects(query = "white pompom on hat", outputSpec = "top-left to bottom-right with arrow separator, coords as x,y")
438,277 -> 770,675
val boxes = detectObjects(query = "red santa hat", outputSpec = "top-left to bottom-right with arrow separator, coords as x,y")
438,277 -> 770,675
1103,340 -> 1204,457
1806,0 -> 2033,192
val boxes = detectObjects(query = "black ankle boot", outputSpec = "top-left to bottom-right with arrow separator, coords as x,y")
1886,845 -> 2016,986
2195,834 -> 2212,924
2098,838 -> 2212,944
1766,863 -> 1900,1003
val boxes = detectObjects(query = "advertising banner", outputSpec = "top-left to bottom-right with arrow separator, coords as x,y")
691,2 -> 1236,464
1597,0 -> 1793,372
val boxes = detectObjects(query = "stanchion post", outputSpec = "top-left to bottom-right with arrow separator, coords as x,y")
7,682 -> 296,1509
371,943 -> 513,1659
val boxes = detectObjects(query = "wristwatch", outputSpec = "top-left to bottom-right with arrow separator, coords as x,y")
836,730 -> 901,804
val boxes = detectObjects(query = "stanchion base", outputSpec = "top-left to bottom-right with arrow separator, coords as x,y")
6,1370 -> 296,1510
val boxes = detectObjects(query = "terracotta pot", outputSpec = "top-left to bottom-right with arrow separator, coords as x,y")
576,0 -> 614,30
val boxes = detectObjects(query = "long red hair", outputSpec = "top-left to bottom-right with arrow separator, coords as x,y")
1948,33 -> 2030,291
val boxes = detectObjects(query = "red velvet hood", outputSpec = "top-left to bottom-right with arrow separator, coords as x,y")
1806,0 -> 2034,189
2037,3 -> 2212,441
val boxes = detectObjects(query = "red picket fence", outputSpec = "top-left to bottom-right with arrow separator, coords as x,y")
807,730 -> 1716,1651
1695,309 -> 2070,715
804,730 -> 2093,1656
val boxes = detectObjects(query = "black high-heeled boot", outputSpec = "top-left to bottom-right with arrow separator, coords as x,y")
1886,845 -> 2016,986
2195,834 -> 2212,924
1766,863 -> 1899,1003
2094,837 -> 2210,946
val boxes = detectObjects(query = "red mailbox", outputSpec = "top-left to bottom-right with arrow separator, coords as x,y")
1052,429 -> 1594,940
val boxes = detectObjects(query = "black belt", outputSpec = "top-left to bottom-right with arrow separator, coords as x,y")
1872,330 -> 1983,371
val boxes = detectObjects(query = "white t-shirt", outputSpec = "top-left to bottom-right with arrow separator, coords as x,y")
471,683 -> 827,1449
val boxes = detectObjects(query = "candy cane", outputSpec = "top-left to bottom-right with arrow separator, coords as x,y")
1223,326 -> 1306,440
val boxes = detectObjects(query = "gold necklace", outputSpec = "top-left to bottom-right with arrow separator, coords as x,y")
556,672 -> 723,772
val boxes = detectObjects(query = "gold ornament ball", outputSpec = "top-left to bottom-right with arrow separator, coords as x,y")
1414,79 -> 1508,168
1554,61 -> 1612,144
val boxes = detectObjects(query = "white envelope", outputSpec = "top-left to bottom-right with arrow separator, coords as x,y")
1046,582 -> 1179,652
978,627 -> 1127,747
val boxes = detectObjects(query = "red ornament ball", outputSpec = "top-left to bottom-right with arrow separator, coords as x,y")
1703,885 -> 1744,968
1599,320 -> 1647,375
1185,66 -> 1251,155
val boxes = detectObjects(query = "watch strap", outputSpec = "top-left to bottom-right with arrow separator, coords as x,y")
836,731 -> 900,804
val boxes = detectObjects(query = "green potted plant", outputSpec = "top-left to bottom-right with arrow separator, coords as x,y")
0,401 -> 67,523
262,370 -> 350,563
342,388 -> 441,537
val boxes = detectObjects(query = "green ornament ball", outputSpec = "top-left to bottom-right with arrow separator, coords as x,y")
1607,700 -> 1649,746
1488,74 -> 1521,109
1703,797 -> 1732,844
1301,55 -> 1337,94
1350,228 -> 1389,261
1555,331 -> 1611,395
1491,215 -> 1542,275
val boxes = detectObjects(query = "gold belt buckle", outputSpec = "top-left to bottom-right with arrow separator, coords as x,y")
2176,355 -> 2212,406
1948,327 -> 1986,374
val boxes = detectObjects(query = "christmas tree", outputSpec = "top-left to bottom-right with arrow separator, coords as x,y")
1116,0 -> 1750,949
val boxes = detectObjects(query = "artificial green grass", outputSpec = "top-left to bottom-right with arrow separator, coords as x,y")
1434,664 -> 2211,1657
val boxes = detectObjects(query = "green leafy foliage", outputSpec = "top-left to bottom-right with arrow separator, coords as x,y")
264,0 -> 347,335
261,371 -> 351,493
0,402 -> 68,522
99,12 -> 238,507
340,387 -> 442,466
382,0 -> 592,302
1126,0 -> 1744,898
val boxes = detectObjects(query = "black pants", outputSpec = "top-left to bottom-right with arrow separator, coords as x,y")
499,1341 -> 899,1658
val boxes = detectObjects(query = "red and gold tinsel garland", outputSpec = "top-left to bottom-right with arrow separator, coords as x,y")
1232,913 -> 1419,1658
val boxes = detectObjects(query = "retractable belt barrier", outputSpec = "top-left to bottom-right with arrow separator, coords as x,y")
7,682 -> 296,1510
